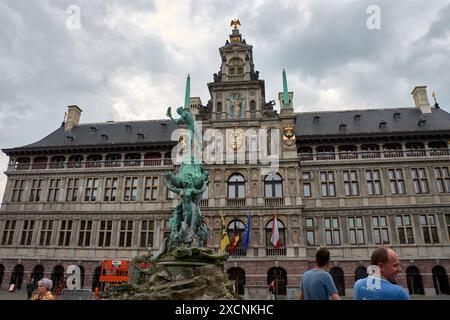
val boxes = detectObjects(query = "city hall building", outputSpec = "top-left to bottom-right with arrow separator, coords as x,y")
1,25 -> 450,299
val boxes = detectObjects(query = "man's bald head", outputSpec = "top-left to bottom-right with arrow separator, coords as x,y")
371,247 -> 401,282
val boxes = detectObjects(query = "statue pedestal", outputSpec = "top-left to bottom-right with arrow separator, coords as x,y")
157,259 -> 209,279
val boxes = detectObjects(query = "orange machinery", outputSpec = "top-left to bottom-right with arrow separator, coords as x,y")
99,260 -> 130,283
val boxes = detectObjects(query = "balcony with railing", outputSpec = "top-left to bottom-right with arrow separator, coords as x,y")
264,197 -> 284,206
226,198 -> 246,207
265,247 -> 287,256
9,158 -> 172,171
299,148 -> 450,162
200,199 -> 208,207
226,248 -> 247,257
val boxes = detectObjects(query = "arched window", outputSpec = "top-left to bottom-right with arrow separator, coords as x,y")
79,265 -> 85,288
250,100 -> 256,111
429,141 -> 449,156
51,265 -> 65,292
383,143 -> 402,158
68,155 -> 84,168
49,156 -> 65,169
228,174 -> 245,198
31,265 -> 44,288
10,264 -> 24,290
355,266 -> 367,282
264,173 -> 283,198
16,157 -> 31,170
144,152 -> 161,166
330,267 -> 345,296
227,267 -> 246,295
432,266 -> 450,295
267,267 -> 287,295
406,266 -> 424,295
124,153 -> 141,167
217,102 -> 222,113
0,264 -> 5,287
92,266 -> 102,292
32,156 -> 48,169
86,154 -> 102,168
228,58 -> 244,75
105,154 -> 121,167
265,219 -> 286,247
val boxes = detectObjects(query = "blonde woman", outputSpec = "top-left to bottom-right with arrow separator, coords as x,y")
33,278 -> 56,300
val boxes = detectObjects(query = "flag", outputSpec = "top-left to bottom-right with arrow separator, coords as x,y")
242,213 -> 251,252
220,211 -> 230,251
271,212 -> 280,249
229,221 -> 240,254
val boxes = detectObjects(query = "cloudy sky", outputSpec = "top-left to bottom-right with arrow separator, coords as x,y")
1,0 -> 450,203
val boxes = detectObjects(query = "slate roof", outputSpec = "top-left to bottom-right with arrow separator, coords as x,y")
3,106 -> 450,155
295,107 -> 450,139
3,120 -> 178,154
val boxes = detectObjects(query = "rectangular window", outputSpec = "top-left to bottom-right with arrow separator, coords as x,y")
103,177 -> 118,202
366,170 -> 383,195
343,170 -> 359,196
84,178 -> 99,202
1,220 -> 16,245
302,172 -> 312,198
66,178 -> 79,202
58,220 -> 73,246
372,216 -> 389,244
305,218 -> 315,246
411,168 -> 429,194
98,220 -> 113,247
435,167 -> 450,193
320,171 -> 336,197
11,180 -> 26,202
123,177 -> 138,201
139,220 -> 155,248
396,215 -> 415,244
78,220 -> 92,247
324,217 -> 341,245
348,217 -> 365,245
47,179 -> 62,202
39,220 -> 54,246
29,179 -> 44,202
144,177 -> 159,201
420,214 -> 439,244
119,220 -> 133,247
19,219 -> 35,246
388,169 -> 405,195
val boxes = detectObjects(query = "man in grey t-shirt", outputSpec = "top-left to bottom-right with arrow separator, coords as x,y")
299,248 -> 341,300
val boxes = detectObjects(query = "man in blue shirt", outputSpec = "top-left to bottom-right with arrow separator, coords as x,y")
354,247 -> 410,300
299,248 -> 341,300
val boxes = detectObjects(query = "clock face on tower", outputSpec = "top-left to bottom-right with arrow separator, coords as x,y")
227,129 -> 244,151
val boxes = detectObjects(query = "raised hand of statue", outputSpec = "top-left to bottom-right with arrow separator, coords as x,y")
166,107 -> 172,119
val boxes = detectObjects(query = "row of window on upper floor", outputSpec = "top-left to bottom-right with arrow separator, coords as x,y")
6,166 -> 450,204
299,141 -> 449,160
1,213 -> 449,249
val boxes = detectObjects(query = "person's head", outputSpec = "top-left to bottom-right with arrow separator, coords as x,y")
371,247 -> 401,282
37,278 -> 53,295
315,248 -> 331,268
176,107 -> 184,115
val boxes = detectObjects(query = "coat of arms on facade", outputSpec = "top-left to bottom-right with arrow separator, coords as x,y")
282,125 -> 296,147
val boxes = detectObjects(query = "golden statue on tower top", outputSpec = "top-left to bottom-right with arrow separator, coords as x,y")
230,19 -> 241,30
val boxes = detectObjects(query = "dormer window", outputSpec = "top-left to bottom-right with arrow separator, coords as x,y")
66,135 -> 74,142
417,119 -> 426,127
160,123 -> 167,130
90,126 -> 97,133
339,123 -> 347,131
125,124 -> 132,131
101,134 -> 108,141
394,112 -> 401,120
137,132 -> 145,140
379,120 -> 387,129
313,115 -> 320,123
354,114 -> 361,121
